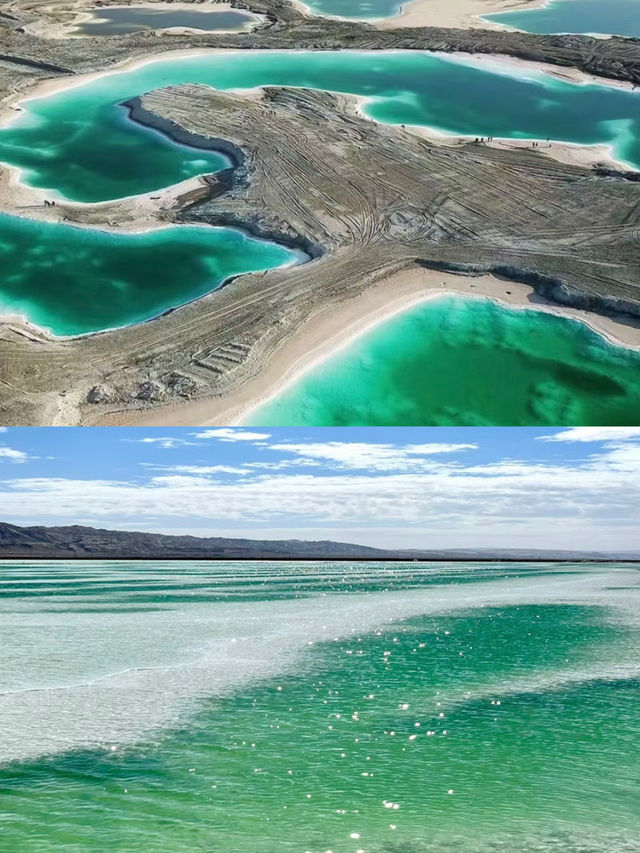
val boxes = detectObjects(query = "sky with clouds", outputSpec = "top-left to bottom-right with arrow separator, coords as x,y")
0,426 -> 638,551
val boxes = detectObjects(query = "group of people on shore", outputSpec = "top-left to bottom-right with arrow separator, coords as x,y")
473,136 -> 552,148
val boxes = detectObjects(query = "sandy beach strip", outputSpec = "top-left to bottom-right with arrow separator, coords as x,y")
406,127 -> 629,172
0,166 -> 224,233
98,266 -> 640,427
444,49 -> 636,91
290,0 -> 545,28
380,0 -> 549,31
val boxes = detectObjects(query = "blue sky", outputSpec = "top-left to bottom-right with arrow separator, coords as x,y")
0,426 -> 638,550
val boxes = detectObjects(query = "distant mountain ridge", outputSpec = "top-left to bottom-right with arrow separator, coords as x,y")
0,522 -> 637,561
0,522 -> 388,560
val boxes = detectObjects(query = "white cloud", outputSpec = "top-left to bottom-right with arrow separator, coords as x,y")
0,446 -> 28,464
148,465 -> 250,476
539,428 -> 640,443
267,441 -> 477,472
405,443 -> 478,455
193,429 -> 271,442
592,441 -> 640,471
245,459 -> 322,470
0,438 -> 637,544
137,437 -> 192,449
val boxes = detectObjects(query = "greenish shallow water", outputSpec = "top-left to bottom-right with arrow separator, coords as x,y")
2,50 -> 640,202
246,296 -> 640,426
0,213 -> 297,335
486,0 -> 640,38
297,0 -> 404,20
1,560 -> 639,852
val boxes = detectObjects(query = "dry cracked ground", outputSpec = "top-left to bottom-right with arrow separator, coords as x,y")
0,0 -> 639,425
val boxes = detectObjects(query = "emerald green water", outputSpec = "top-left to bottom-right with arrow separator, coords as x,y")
1,561 -> 639,852
298,0 -> 404,20
246,296 -> 640,425
486,0 -> 640,39
2,50 -> 640,203
0,213 -> 297,335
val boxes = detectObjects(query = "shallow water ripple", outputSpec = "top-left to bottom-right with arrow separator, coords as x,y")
1,561 -> 639,851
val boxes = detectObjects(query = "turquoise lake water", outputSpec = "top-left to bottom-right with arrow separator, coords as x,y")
486,0 -> 640,38
0,213 -> 297,335
1,560 -> 639,852
298,0 -> 404,19
246,296 -> 640,426
1,50 -> 639,202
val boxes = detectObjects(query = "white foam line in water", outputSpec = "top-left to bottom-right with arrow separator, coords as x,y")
450,658 -> 640,712
0,566 -> 637,764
